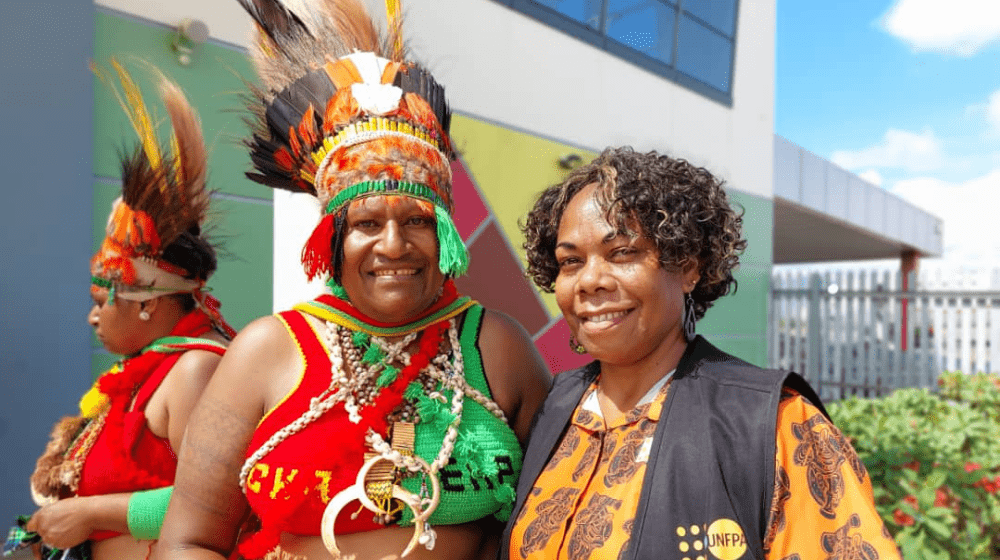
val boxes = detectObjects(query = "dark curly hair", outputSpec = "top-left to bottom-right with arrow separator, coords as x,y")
522,147 -> 746,321
160,226 -> 218,312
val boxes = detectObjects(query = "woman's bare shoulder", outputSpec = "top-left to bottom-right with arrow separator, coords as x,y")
215,315 -> 299,370
475,308 -> 552,444
168,348 -> 224,390
477,309 -> 547,374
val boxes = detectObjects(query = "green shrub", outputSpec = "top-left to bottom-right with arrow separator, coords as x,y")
829,372 -> 1000,559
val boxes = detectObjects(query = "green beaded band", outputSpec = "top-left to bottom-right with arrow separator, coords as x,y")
325,180 -> 449,216
144,336 -> 228,354
126,486 -> 172,540
91,278 -> 210,295
92,275 -> 117,304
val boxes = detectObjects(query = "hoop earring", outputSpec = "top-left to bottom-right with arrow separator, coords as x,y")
683,294 -> 696,342
139,310 -> 151,321
569,335 -> 587,355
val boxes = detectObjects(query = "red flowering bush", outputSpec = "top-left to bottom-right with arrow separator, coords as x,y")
830,372 -> 1000,559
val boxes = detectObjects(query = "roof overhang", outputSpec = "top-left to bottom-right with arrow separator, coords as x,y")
772,135 -> 942,265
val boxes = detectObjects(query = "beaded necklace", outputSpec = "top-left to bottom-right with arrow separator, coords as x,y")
237,293 -> 507,559
239,318 -> 504,488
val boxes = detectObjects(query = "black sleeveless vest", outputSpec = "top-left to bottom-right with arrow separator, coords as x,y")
500,336 -> 825,560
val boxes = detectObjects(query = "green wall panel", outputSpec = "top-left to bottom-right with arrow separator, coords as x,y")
730,190 -> 774,268
91,12 -> 273,376
91,351 -> 119,380
92,181 -> 120,253
703,336 -> 768,369
700,264 -> 769,336
92,11 -> 266,200
206,198 -> 273,331
698,190 -> 773,366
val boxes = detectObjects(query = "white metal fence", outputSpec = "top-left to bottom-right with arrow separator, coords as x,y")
770,270 -> 1000,402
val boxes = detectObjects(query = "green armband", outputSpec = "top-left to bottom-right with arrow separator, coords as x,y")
126,486 -> 173,540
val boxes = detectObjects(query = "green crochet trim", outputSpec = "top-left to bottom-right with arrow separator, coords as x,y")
377,364 -> 400,387
398,305 -> 523,526
351,330 -> 367,346
326,278 -> 349,299
334,329 -> 402,389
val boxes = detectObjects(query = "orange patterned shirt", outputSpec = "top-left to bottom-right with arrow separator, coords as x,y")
510,380 -> 900,560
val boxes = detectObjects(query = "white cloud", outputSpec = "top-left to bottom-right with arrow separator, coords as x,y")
988,89 -> 1000,130
831,129 -> 943,172
882,0 -> 1000,56
858,169 -> 884,187
891,168 -> 1000,267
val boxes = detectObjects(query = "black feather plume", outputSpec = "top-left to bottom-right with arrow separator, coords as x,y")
394,64 -> 451,134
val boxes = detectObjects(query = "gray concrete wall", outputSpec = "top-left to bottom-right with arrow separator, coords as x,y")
0,0 -> 94,523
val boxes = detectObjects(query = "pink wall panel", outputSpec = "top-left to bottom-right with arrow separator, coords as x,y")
450,159 -> 490,240
454,222 -> 550,335
533,319 -> 593,375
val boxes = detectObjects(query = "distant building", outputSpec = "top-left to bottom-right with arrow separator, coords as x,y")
0,0 -> 943,522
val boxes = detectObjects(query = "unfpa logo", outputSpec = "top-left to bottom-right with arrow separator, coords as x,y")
676,518 -> 747,560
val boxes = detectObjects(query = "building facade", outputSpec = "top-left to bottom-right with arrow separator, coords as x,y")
0,0 -> 774,521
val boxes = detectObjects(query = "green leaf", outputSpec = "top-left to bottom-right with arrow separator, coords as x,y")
922,516 -> 952,540
926,546 -> 951,560
925,470 -> 947,489
925,506 -> 954,520
898,528 -> 925,559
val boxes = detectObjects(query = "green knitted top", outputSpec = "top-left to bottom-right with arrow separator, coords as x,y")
398,304 -> 523,525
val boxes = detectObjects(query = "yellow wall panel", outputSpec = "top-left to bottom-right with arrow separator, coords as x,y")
450,114 -> 597,317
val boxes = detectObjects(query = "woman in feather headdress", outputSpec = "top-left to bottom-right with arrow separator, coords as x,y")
152,1 -> 551,559
20,62 -> 235,560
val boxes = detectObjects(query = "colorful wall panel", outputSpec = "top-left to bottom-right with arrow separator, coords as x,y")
449,113 -> 773,372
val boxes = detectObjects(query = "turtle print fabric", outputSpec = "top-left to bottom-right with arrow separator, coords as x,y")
511,383 -> 901,560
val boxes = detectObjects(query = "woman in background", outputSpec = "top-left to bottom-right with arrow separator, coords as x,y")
503,147 -> 900,560
24,62 -> 233,560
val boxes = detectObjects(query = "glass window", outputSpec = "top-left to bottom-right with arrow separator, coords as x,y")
676,14 -> 732,91
533,0 -> 604,30
606,0 -> 677,65
507,0 -> 739,99
682,0 -> 736,35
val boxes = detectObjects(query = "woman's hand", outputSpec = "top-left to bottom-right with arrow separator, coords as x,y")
27,497 -> 99,549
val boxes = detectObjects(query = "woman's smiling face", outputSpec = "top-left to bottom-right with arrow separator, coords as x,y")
553,184 -> 699,368
339,195 -> 445,323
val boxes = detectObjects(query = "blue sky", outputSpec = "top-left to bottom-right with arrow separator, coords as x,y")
776,0 -> 1000,272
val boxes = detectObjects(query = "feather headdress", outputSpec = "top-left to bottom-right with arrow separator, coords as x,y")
90,60 -> 234,336
238,0 -> 467,280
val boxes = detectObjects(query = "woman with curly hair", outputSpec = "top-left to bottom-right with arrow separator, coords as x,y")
501,147 -> 900,560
